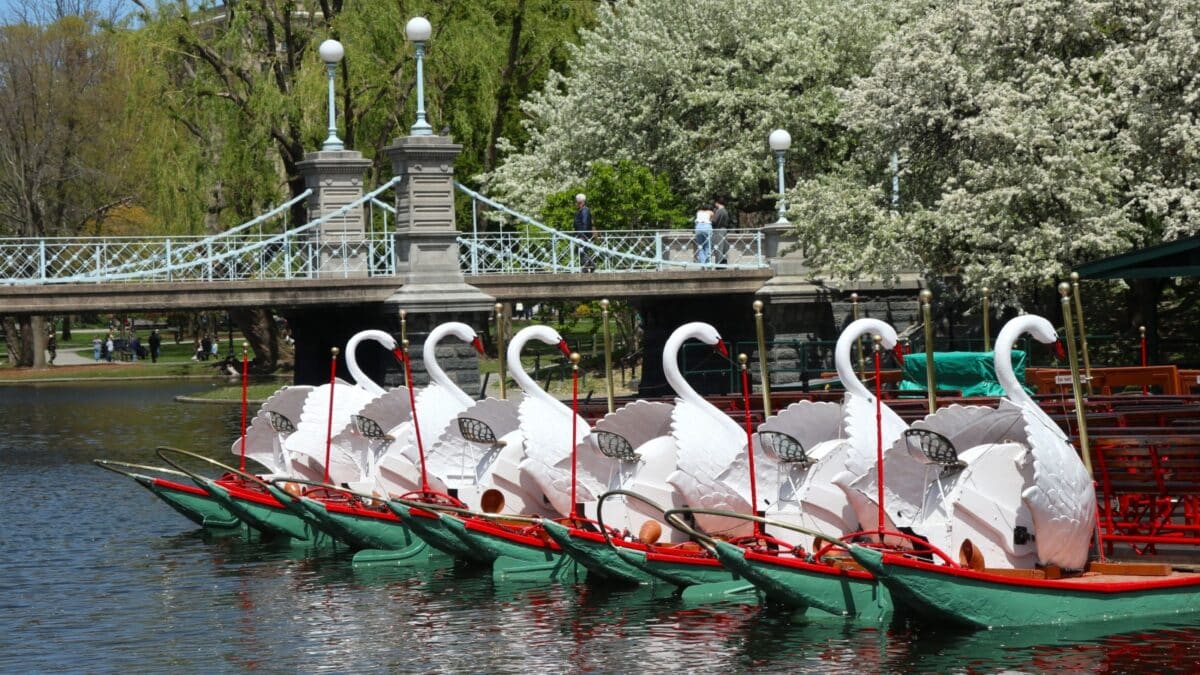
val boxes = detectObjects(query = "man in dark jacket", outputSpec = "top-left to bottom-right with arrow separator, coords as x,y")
574,193 -> 594,272
148,329 -> 162,363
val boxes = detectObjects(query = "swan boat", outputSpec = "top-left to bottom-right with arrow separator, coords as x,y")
697,315 -> 1103,619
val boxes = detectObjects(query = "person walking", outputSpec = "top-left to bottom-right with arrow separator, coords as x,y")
200,335 -> 212,361
92,336 -> 102,362
130,334 -> 141,362
711,197 -> 731,265
694,203 -> 715,265
104,333 -> 114,363
573,193 -> 595,272
47,332 -> 57,365
148,329 -> 162,363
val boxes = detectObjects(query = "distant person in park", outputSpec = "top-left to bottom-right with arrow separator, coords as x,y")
193,339 -> 203,361
694,203 -> 715,265
210,339 -> 219,360
46,332 -> 57,365
92,336 -> 102,361
200,335 -> 212,361
104,333 -> 114,362
711,197 -> 731,265
148,329 -> 162,363
129,334 -> 141,362
574,193 -> 594,272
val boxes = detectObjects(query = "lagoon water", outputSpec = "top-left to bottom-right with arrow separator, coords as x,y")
3,381 -> 1200,673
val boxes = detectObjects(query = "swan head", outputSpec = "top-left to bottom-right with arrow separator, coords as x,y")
836,318 -> 899,400
510,324 -> 571,358
434,321 -> 486,355
349,329 -> 397,351
1024,315 -> 1058,345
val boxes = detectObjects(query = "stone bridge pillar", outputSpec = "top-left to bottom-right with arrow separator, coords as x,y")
380,134 -> 494,393
297,149 -> 372,277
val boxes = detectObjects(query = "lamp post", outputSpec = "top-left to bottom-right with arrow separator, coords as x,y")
318,39 -> 345,151
768,129 -> 791,224
405,17 -> 434,136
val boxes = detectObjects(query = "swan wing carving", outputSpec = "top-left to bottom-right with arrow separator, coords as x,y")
424,394 -> 523,485
576,400 -> 674,493
842,392 -> 908,478
284,383 -> 379,477
1020,404 -> 1097,570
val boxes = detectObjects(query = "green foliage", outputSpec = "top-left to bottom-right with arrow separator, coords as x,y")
541,160 -> 690,231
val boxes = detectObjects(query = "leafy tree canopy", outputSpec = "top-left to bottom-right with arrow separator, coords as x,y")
541,160 -> 689,232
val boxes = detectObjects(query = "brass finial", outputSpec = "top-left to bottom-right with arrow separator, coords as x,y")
753,299 -> 764,313
402,338 -> 410,350
242,342 -> 249,353
331,347 -> 340,357
873,334 -> 883,350
570,352 -> 581,367
494,303 -> 503,313
738,353 -> 749,368
1139,325 -> 1146,336
919,289 -> 933,303
1070,271 -> 1080,283
850,292 -> 859,302
399,309 -> 407,319
982,286 -> 989,295
1058,281 -> 1071,296
600,299 -> 609,310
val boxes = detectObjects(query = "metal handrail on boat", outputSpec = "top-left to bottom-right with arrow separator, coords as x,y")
93,458 -> 193,481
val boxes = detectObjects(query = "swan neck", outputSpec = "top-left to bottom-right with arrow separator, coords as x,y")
836,324 -> 874,401
508,329 -> 561,407
422,323 -> 472,406
664,326 -> 719,414
996,319 -> 1034,408
346,332 -> 386,395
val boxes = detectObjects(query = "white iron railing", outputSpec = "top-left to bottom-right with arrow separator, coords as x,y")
0,180 -> 398,284
454,182 -> 766,275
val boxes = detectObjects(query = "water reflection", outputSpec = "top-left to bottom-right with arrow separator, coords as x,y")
3,382 -> 1200,672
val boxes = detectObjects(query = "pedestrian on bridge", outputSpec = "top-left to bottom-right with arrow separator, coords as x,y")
712,197 -> 731,265
574,193 -> 594,272
694,203 -> 715,265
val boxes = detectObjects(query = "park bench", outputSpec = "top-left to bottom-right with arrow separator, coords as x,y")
1091,434 -> 1200,555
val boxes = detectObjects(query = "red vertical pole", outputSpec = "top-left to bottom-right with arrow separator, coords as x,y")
875,339 -> 885,543
323,348 -> 338,484
740,356 -> 759,537
570,355 -> 579,518
238,344 -> 249,472
401,344 -> 429,492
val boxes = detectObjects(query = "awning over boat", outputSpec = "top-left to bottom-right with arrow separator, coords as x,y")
1075,235 -> 1200,280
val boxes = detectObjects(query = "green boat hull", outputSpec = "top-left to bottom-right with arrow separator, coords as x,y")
711,541 -> 891,620
200,479 -> 326,543
386,502 -> 489,563
617,547 -> 733,589
851,545 -> 1200,628
290,496 -> 423,553
138,476 -> 241,530
539,520 -> 655,585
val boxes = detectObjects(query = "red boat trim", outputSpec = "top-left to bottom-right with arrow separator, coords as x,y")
880,551 -> 1200,593
215,479 -> 286,508
644,549 -> 722,566
321,500 -> 400,521
462,517 -> 561,551
744,549 -> 874,581
152,477 -> 210,497
567,527 -> 649,552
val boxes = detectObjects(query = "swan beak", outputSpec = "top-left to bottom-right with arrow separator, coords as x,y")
557,340 -> 572,357
392,347 -> 407,363
714,339 -> 729,358
471,336 -> 485,355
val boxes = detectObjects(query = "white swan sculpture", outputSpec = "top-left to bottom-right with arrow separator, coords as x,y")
360,322 -> 484,496
513,325 -> 596,518
900,314 -> 1096,570
663,322 -> 772,538
284,329 -> 397,484
756,318 -> 909,550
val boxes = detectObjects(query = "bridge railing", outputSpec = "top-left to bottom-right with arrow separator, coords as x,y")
0,181 -> 398,284
455,182 -> 766,274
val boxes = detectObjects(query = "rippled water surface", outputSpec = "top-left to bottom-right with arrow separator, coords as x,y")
3,381 -> 1200,673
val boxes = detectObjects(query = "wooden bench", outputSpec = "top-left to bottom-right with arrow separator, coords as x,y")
1091,435 -> 1200,554
1029,366 -> 1183,396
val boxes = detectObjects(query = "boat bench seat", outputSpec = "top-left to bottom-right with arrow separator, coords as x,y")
1093,435 -> 1200,554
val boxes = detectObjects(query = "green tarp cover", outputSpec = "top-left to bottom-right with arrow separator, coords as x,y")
898,350 -> 1028,397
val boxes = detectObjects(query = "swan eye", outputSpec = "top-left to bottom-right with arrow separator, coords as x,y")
458,417 -> 498,444
760,431 -> 811,466
352,415 -> 387,439
593,431 -> 640,462
268,411 -> 296,434
904,428 -> 965,472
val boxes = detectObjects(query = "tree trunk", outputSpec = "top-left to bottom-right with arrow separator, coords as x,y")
486,0 -> 526,171
230,308 -> 293,373
17,316 -> 34,366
